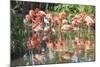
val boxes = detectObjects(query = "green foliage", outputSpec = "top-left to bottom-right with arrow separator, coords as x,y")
53,4 -> 95,22
11,8 -> 26,58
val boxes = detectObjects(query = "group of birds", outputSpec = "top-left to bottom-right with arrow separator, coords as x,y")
23,8 -> 95,65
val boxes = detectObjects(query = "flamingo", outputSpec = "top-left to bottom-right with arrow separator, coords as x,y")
61,24 -> 73,32
61,52 -> 72,62
59,11 -> 68,19
39,10 -> 46,16
25,14 -> 31,21
84,40 -> 93,61
72,38 -> 85,50
72,13 -> 85,22
26,40 -> 32,50
85,40 -> 93,51
72,40 -> 78,49
32,54 -> 43,64
56,38 -> 64,51
29,10 -> 34,18
46,39 -> 55,51
28,9 -> 37,23
34,8 -> 39,13
78,39 -> 85,49
84,16 -> 94,28
30,39 -> 34,49
31,33 -> 40,51
34,16 -> 41,23
33,23 -> 43,32
84,16 -> 95,39
46,13 -> 53,20
71,18 -> 81,26
46,39 -> 55,61
78,12 -> 86,21
71,49 -> 80,63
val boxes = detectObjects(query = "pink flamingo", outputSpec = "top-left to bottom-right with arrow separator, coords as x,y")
25,14 -> 31,21
46,39 -> 55,51
61,24 -> 73,32
56,38 -> 64,51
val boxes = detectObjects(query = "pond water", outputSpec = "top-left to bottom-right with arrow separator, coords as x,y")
11,48 -> 95,66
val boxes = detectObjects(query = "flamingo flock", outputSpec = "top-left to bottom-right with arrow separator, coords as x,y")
23,8 -> 95,65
